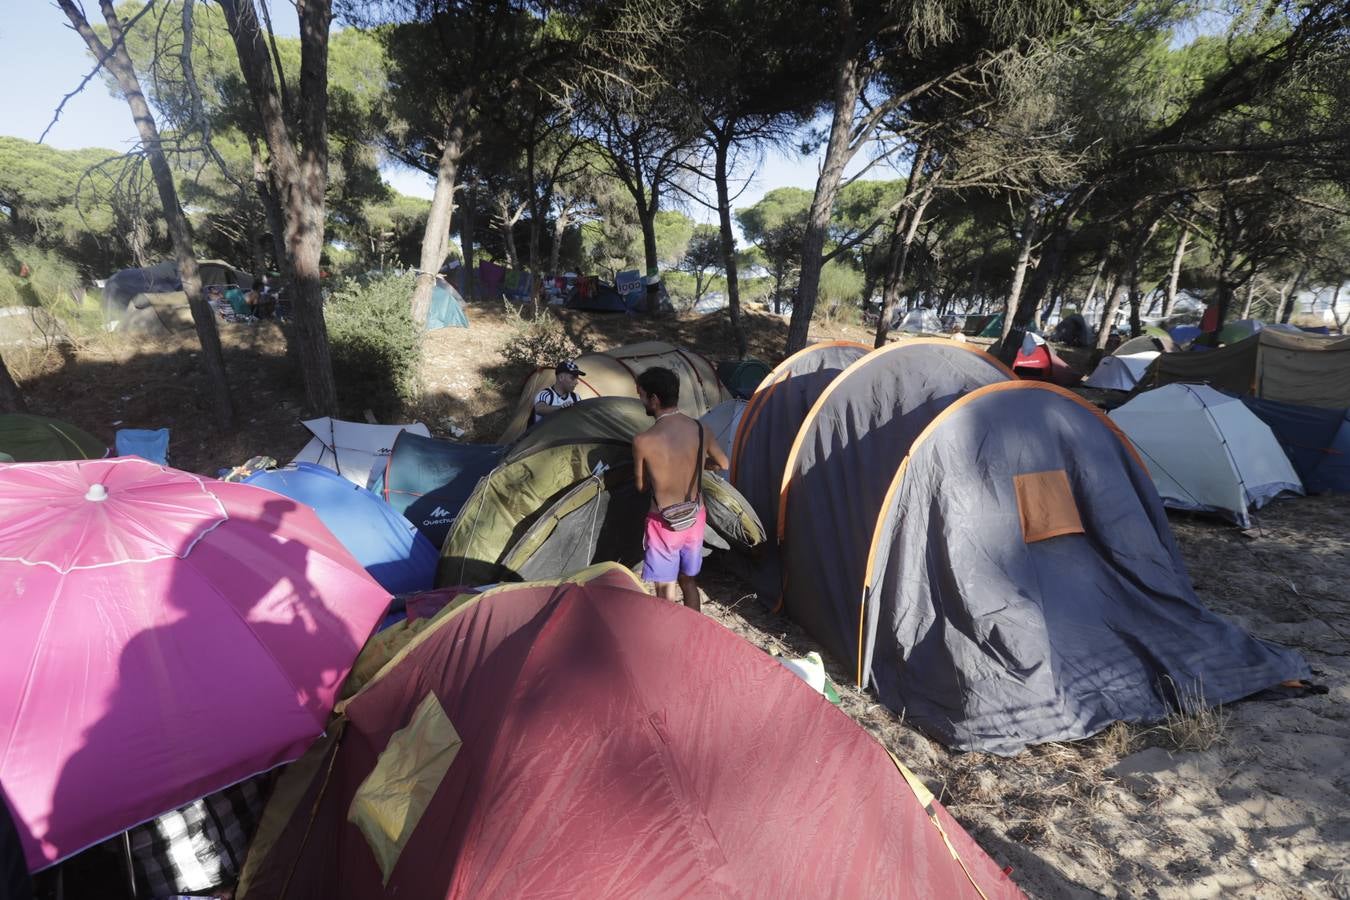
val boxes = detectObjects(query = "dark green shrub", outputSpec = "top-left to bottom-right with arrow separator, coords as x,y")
325,272 -> 421,419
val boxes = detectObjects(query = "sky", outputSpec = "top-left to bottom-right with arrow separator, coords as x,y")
1,5 -> 882,228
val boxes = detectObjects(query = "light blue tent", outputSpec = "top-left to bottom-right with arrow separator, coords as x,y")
426,277 -> 469,330
243,462 -> 437,594
115,428 -> 170,464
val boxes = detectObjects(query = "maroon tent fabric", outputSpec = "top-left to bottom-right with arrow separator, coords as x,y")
240,567 -> 1022,899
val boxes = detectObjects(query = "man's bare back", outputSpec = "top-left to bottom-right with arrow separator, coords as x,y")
633,414 -> 728,509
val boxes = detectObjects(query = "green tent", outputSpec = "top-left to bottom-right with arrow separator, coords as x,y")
716,359 -> 771,399
977,312 -> 1005,338
426,279 -> 469,330
0,414 -> 106,461
437,397 -> 764,586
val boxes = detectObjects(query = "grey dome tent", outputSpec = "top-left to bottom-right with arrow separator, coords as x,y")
439,398 -> 764,587
777,341 -> 1013,669
730,341 -> 869,542
699,399 -> 747,477
860,382 -> 1309,754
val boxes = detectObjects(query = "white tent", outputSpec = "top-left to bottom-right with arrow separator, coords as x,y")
292,418 -> 431,485
693,292 -> 727,314
699,399 -> 747,478
1084,351 -> 1159,390
896,308 -> 942,333
1109,384 -> 1303,527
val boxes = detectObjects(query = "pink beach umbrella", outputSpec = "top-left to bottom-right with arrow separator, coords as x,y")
0,458 -> 391,871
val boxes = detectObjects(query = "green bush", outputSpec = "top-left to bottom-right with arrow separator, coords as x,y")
325,272 -> 422,419
499,302 -> 594,369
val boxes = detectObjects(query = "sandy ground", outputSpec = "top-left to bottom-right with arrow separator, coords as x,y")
11,301 -> 1347,898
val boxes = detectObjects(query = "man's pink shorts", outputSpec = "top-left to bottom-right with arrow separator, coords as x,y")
642,505 -> 707,583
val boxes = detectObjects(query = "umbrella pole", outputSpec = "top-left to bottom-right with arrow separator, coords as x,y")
121,831 -> 139,898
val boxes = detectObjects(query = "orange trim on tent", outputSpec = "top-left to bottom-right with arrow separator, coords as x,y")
775,339 -> 1014,542
730,341 -> 868,481
853,380 -> 1147,688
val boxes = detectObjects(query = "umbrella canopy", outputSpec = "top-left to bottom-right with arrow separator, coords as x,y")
0,414 -> 105,462
0,458 -> 391,871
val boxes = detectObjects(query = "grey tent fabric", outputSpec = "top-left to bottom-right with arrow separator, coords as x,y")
1149,331 -> 1350,408
778,341 -> 1012,669
730,341 -> 869,541
861,382 -> 1309,754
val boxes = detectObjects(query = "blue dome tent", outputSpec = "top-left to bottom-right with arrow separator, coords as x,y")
244,462 -> 438,594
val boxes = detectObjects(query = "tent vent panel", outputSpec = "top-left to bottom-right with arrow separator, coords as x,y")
1013,469 -> 1084,543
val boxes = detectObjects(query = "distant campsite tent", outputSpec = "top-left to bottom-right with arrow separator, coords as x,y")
1149,330 -> 1350,408
977,312 -> 1005,338
244,463 -> 438,594
1169,324 -> 1203,346
1050,313 -> 1089,346
1241,396 -> 1350,494
776,341 -> 1012,668
236,565 -> 1022,900
1084,351 -> 1159,390
101,260 -> 180,319
368,431 -> 503,549
292,418 -> 431,485
440,398 -> 762,587
1115,332 -> 1174,356
896,308 -> 942,333
692,292 -> 727,314
700,399 -> 747,476
730,341 -> 869,540
860,382 -> 1309,753
1219,318 -> 1264,345
118,291 -> 196,334
425,277 -> 469,330
498,341 -> 729,442
0,414 -> 105,461
1110,385 -> 1304,527
566,279 -> 631,312
103,260 -> 251,331
1012,332 -> 1079,386
716,358 -> 771,399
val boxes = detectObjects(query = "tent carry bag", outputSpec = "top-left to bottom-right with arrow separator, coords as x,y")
658,423 -> 703,531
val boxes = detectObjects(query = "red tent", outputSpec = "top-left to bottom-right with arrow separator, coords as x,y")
1013,334 -> 1080,386
239,565 -> 1022,899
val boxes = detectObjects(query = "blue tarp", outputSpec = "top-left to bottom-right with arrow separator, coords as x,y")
244,462 -> 438,594
1241,396 -> 1350,494
426,278 -> 469,330
115,428 -> 170,464
369,432 -> 503,549
1169,324 -> 1203,346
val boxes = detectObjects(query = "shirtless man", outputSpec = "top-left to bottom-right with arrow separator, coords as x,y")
633,367 -> 729,611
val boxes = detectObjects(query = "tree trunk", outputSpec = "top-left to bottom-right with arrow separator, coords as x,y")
248,134 -> 287,271
1330,283 -> 1346,330
788,28 -> 860,354
1126,219 -> 1161,337
639,200 -> 660,314
1161,225 -> 1189,319
220,0 -> 337,416
60,0 -> 232,429
1277,264 -> 1308,323
0,352 -> 26,413
1241,276 -> 1257,318
548,201 -> 567,281
413,133 -> 463,325
713,137 -> 747,358
1094,277 -> 1127,349
461,181 -> 477,298
873,145 -> 933,348
1000,202 -> 1040,345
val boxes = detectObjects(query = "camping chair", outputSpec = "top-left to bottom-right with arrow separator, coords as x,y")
115,428 -> 170,465
224,287 -> 252,320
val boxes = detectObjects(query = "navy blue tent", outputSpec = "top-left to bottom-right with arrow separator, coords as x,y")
1241,396 -> 1350,494
369,431 -> 503,549
244,462 -> 437,594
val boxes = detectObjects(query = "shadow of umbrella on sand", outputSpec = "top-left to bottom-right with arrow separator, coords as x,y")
0,458 -> 391,873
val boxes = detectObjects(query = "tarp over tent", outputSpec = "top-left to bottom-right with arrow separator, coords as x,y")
1110,385 -> 1304,527
1084,351 -> 1159,390
0,414 -> 105,461
368,431 -> 503,549
498,341 -> 729,442
566,279 -> 632,312
860,382 -> 1309,753
777,341 -> 1012,668
236,565 -> 1022,900
244,462 -> 438,594
730,341 -> 869,540
1241,396 -> 1350,494
1149,330 -> 1350,408
440,399 -> 762,586
292,418 -> 431,485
